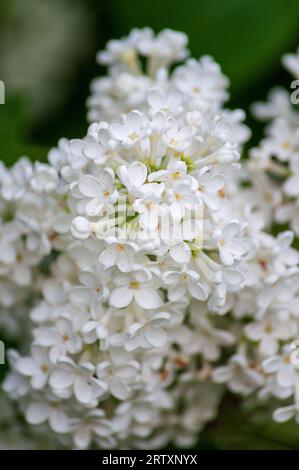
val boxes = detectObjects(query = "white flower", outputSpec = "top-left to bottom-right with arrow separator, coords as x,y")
71,216 -> 91,239
273,404 -> 299,423
264,119 -> 299,162
282,47 -> 299,78
252,89 -> 295,122
71,410 -> 112,449
69,139 -> 89,170
245,317 -> 297,356
26,400 -> 70,433
213,220 -> 248,266
147,88 -> 183,115
96,353 -> 140,400
109,271 -> 161,309
76,169 -> 118,216
30,163 -> 59,193
16,346 -> 51,389
133,193 -> 164,231
9,240 -> 40,286
173,56 -> 228,106
162,121 -> 194,152
99,238 -> 139,272
273,374 -> 299,423
197,167 -> 225,211
0,157 -> 32,201
34,318 -> 82,363
110,110 -> 150,148
3,350 -> 30,398
83,125 -> 115,164
168,179 -> 199,221
138,28 -> 188,68
49,357 -> 107,404
148,160 -> 188,185
117,161 -> 162,198
213,354 -> 264,395
125,312 -> 170,351
190,302 -> 235,361
163,270 -> 208,301
81,318 -> 109,346
69,268 -> 109,307
262,348 -> 297,389
276,200 -> 299,236
0,220 -> 20,264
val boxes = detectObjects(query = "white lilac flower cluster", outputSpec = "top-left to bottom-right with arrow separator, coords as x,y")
3,28 -> 299,449
250,48 -> 299,234
0,156 -> 67,337
0,156 -> 72,448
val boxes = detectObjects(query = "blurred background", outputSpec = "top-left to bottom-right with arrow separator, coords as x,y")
1,0 -> 299,449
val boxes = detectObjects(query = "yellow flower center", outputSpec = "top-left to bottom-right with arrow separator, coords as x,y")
129,281 -> 140,289
282,141 -> 291,150
116,243 -> 125,252
129,132 -> 139,141
172,171 -> 181,180
283,355 -> 291,365
264,322 -> 273,333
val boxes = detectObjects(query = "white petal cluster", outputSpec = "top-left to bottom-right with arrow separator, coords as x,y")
250,49 -> 299,234
229,47 -> 299,424
0,156 -> 71,339
87,27 -> 249,148
4,29 -> 299,449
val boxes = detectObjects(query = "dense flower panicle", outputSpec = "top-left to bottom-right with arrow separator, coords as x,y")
250,49 -> 299,234
3,28 -> 299,449
87,28 -> 249,149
